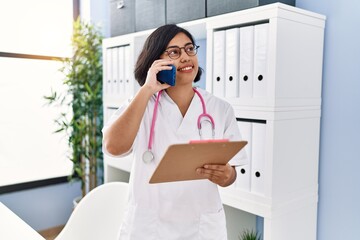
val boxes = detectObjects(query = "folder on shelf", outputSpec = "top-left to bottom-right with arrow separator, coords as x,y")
124,45 -> 131,96
253,23 -> 269,97
105,48 -> 113,96
212,30 -> 226,97
225,28 -> 240,98
251,122 -> 266,195
117,46 -> 125,97
235,121 -> 253,191
149,140 -> 248,184
239,25 -> 254,98
111,47 -> 119,97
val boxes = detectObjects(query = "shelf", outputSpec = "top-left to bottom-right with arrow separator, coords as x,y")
104,154 -> 133,173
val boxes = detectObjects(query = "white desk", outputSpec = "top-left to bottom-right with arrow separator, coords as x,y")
0,202 -> 45,240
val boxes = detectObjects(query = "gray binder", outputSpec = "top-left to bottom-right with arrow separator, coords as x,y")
166,0 -> 206,24
206,0 -> 296,17
110,0 -> 135,37
135,0 -> 166,32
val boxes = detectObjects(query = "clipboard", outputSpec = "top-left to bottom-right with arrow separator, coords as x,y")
149,140 -> 247,184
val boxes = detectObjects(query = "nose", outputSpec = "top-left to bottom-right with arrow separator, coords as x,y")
179,48 -> 190,62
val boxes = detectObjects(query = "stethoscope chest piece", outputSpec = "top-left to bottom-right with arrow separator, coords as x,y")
142,150 -> 154,163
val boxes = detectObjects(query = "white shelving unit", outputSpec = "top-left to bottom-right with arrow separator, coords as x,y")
205,4 -> 325,240
102,3 -> 325,240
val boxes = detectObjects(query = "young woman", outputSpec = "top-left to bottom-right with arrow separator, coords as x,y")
103,24 -> 245,240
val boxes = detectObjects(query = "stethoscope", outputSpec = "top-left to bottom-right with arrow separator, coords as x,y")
142,88 -> 215,163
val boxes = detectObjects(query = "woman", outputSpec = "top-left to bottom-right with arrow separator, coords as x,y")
103,24 -> 245,240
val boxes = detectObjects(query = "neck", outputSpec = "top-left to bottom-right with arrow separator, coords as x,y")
166,86 -> 195,117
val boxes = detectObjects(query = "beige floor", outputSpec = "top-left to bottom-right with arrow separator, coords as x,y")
38,225 -> 63,240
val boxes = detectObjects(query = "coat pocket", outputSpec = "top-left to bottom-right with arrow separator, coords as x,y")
198,208 -> 227,240
118,204 -> 159,240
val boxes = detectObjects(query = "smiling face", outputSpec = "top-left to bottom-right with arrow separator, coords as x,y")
160,32 -> 199,86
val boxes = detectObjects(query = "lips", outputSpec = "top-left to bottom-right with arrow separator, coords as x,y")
178,65 -> 194,72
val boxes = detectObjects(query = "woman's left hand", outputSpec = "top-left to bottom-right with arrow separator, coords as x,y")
196,163 -> 236,187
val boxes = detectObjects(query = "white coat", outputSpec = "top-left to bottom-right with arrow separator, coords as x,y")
103,88 -> 246,240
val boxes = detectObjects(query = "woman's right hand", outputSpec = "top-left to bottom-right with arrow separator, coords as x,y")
143,59 -> 174,94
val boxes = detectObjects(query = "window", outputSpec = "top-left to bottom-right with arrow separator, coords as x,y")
0,0 -> 73,57
0,0 -> 74,187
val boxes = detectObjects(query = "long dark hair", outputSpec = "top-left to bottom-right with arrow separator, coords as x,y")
134,24 -> 202,86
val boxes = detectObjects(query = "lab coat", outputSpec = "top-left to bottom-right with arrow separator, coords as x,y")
104,88 -> 246,240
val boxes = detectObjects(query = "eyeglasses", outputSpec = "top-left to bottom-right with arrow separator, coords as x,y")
164,43 -> 199,60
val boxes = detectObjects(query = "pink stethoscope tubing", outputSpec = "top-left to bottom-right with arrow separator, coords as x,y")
142,88 -> 215,163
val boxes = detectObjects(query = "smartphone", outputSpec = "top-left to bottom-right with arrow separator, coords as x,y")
157,65 -> 176,86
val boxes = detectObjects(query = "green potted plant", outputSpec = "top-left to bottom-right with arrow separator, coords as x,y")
44,17 -> 103,198
239,229 -> 262,240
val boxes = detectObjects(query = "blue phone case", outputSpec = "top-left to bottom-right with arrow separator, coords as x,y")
157,65 -> 176,86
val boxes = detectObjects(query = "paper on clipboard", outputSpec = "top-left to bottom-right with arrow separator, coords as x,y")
149,140 -> 247,184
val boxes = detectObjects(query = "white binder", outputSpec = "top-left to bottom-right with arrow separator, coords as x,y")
251,122 -> 266,195
213,30 -> 226,97
111,47 -> 119,97
253,23 -> 269,97
117,46 -> 125,98
105,48 -> 113,96
225,28 -> 240,98
239,25 -> 254,98
124,45 -> 131,97
235,121 -> 252,191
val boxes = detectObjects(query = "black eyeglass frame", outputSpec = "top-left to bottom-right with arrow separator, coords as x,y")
164,43 -> 200,60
